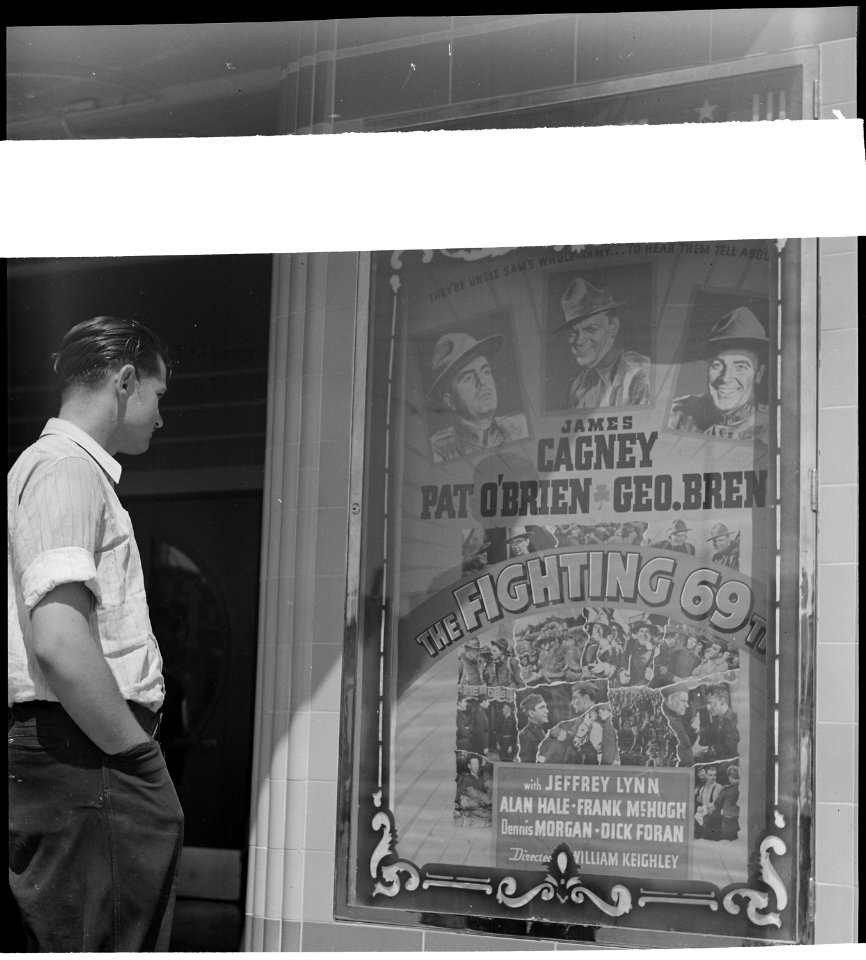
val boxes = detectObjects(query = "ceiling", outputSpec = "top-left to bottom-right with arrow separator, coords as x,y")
6,23 -> 297,139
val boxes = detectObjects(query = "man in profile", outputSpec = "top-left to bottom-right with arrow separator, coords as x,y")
669,306 -> 769,441
8,316 -> 184,951
517,692 -> 549,762
555,277 -> 650,409
428,331 -> 528,462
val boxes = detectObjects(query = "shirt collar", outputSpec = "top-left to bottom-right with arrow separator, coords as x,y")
590,345 -> 623,381
453,416 -> 501,445
41,417 -> 123,485
718,400 -> 756,427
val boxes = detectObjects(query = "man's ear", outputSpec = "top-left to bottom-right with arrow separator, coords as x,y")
755,362 -> 766,385
442,390 -> 455,412
115,363 -> 137,397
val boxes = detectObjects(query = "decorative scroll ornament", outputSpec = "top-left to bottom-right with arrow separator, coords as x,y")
497,844 -> 632,917
370,808 -> 420,898
722,835 -> 787,927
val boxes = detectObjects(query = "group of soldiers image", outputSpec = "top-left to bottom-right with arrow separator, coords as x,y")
457,613 -> 739,698
455,607 -> 743,841
455,609 -> 740,780
456,516 -> 740,583
428,273 -> 770,466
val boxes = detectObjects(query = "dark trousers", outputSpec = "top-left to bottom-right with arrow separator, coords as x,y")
8,701 -> 184,952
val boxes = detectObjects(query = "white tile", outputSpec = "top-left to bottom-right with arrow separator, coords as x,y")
301,849 -> 337,923
281,848 -> 306,921
816,644 -> 857,723
819,250 -> 858,331
285,711 -> 310,781
819,329 -> 858,407
309,644 -> 344,712
817,563 -> 858,643
266,777 -> 287,849
815,802 -> 856,885
814,882 -> 856,943
820,37 -> 857,106
264,846 -> 285,919
305,780 -> 339,851
307,712 -> 340,781
252,842 -> 268,916
815,722 -> 855,803
818,406 -> 858,483
817,485 -> 858,564
284,779 -> 308,850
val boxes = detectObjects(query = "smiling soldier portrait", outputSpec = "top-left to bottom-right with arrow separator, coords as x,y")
669,306 -> 769,442
555,276 -> 651,410
427,331 -> 528,462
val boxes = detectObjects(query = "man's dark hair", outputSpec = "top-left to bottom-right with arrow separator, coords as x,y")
52,316 -> 170,392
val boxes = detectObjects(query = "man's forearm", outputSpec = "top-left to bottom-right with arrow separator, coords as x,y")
30,582 -> 152,754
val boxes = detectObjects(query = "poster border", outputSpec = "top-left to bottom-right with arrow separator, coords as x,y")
335,239 -> 816,945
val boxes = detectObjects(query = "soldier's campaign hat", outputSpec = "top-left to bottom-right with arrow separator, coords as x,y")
555,277 -> 626,333
428,331 -> 503,402
505,525 -> 531,544
490,636 -> 510,653
694,306 -> 769,359
707,521 -> 734,541
527,525 -> 558,550
463,637 -> 484,652
633,619 -> 660,635
668,518 -> 691,536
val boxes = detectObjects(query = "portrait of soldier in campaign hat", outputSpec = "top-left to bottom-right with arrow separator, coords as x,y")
552,275 -> 651,410
669,304 -> 769,442
651,518 -> 695,555
426,329 -> 528,463
707,521 -> 740,570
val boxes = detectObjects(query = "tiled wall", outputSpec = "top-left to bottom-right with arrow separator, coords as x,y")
814,231 -> 859,943
812,33 -> 858,944
245,13 -> 858,950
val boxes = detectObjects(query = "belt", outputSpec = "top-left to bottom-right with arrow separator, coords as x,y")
9,699 -> 163,740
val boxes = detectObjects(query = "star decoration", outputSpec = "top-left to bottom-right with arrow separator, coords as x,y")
695,98 -> 718,122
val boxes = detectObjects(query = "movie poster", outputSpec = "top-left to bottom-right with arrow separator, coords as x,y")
340,242 -> 801,943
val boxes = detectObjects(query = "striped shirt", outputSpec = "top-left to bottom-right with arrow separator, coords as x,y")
8,418 -> 164,709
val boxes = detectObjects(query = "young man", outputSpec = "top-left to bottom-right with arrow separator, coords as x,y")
517,693 -> 549,762
555,276 -> 651,410
8,316 -> 184,951
669,306 -> 769,442
428,331 -> 528,462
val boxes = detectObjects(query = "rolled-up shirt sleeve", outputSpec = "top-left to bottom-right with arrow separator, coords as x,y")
13,457 -> 104,610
